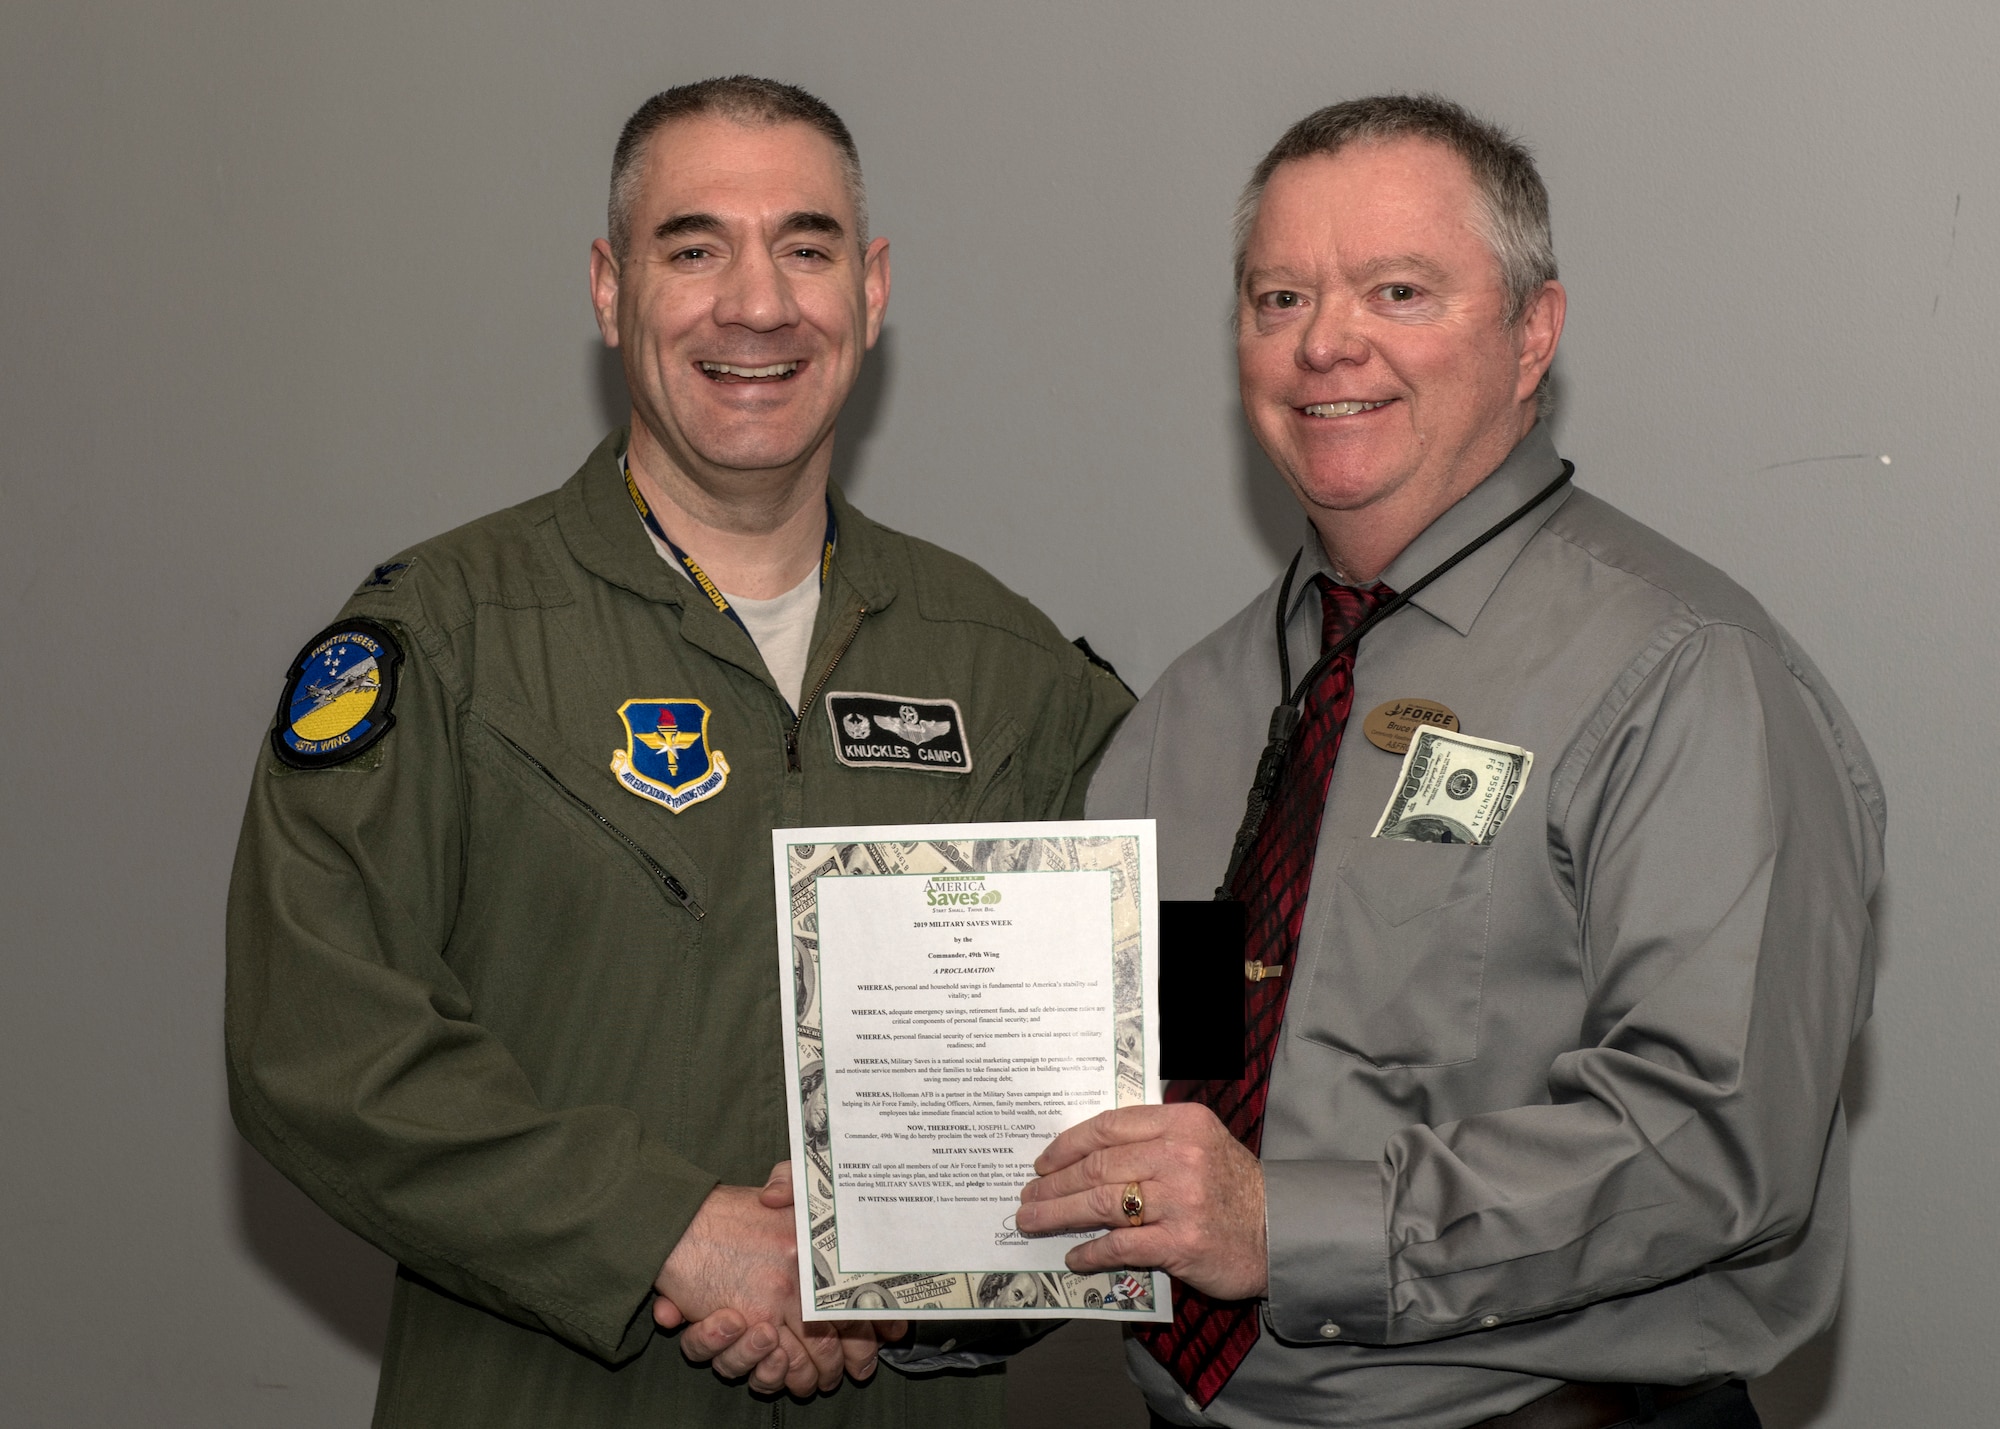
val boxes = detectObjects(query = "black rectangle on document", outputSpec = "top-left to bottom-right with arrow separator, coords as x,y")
1158,899 -> 1245,1080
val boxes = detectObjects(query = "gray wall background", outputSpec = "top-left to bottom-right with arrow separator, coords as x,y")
4,2 -> 1993,1424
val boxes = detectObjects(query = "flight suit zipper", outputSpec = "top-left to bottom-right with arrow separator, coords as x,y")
489,726 -> 706,920
785,604 -> 869,772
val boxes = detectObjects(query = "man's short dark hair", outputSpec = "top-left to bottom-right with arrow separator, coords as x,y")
608,75 -> 867,258
1234,93 -> 1556,326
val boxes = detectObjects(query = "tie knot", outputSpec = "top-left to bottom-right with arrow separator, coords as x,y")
1315,573 -> 1396,654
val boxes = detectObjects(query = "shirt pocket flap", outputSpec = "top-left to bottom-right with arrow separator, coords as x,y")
1290,836 -> 1495,1068
1337,837 -> 1494,925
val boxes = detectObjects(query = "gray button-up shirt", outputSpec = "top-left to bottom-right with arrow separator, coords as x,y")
1088,425 -> 1884,1428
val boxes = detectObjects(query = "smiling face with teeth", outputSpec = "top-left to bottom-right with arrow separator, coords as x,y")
1236,137 -> 1563,579
590,115 -> 889,513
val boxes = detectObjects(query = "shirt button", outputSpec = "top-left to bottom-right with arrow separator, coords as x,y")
1480,1314 -> 1501,1328
1318,1322 -> 1341,1339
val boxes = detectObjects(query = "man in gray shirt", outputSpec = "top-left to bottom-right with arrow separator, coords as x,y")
1015,96 -> 1882,1429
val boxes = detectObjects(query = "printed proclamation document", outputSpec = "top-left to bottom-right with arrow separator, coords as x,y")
772,820 -> 1170,1321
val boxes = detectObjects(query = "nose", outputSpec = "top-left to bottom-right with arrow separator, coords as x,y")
1297,299 -> 1368,372
712,245 -> 801,332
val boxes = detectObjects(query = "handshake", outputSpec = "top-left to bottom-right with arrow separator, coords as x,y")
651,1161 -> 910,1398
650,1103 -> 1266,1399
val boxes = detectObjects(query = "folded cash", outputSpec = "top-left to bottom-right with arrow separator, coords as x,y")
1371,727 -> 1533,845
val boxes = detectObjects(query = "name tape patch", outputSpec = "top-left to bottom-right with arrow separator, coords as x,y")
825,692 -> 971,774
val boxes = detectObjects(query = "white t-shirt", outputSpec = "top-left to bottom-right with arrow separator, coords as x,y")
644,530 -> 820,711
724,569 -> 820,713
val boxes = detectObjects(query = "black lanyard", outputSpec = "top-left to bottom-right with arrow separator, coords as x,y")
622,456 -> 838,641
1215,463 -> 1573,898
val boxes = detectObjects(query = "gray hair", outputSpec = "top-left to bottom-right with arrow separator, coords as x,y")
608,76 -> 868,259
1232,94 -> 1556,326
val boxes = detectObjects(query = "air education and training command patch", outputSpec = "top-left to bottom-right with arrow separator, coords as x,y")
271,618 -> 404,769
611,699 -> 730,813
825,692 -> 972,774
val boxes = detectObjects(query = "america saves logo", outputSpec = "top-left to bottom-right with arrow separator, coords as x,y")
922,875 -> 1003,908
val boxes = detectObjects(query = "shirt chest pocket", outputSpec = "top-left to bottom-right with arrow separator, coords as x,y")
1288,836 -> 1494,1068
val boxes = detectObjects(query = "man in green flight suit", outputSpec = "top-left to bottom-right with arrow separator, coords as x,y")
226,76 -> 1132,1427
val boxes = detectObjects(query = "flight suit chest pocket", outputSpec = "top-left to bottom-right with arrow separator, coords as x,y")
924,713 -> 1027,823
1290,837 -> 1493,1068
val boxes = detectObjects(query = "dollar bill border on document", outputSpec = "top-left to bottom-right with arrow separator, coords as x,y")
771,819 -> 1171,1321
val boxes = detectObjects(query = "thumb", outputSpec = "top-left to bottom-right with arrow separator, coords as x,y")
760,1160 -> 795,1209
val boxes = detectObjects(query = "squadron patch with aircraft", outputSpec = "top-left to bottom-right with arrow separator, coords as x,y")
271,619 -> 405,769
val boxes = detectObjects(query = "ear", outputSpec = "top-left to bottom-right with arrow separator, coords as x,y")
1513,279 -> 1565,403
589,238 -> 622,348
862,236 -> 891,349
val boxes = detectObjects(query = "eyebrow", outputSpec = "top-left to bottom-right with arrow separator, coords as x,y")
652,210 -> 848,242
1241,253 -> 1454,291
778,210 -> 847,240
1348,253 -> 1451,285
1241,263 -> 1316,290
655,212 -> 724,241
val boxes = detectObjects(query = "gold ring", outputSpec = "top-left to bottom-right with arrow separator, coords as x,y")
1121,1181 -> 1145,1226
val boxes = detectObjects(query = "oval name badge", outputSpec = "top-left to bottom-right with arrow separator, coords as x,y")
1361,697 -> 1459,755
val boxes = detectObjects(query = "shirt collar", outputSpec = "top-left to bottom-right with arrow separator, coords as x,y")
555,429 -> 899,615
1289,422 -> 1571,638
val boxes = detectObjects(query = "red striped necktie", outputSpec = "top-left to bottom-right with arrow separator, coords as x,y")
1137,573 -> 1395,1407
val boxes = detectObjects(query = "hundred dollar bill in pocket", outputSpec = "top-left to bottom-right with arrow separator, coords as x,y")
1371,727 -> 1533,845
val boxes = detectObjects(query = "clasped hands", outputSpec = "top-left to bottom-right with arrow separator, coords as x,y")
652,1161 -> 907,1397
657,1105 -> 1263,1397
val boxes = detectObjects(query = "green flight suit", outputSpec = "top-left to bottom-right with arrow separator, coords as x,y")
225,432 -> 1134,1427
